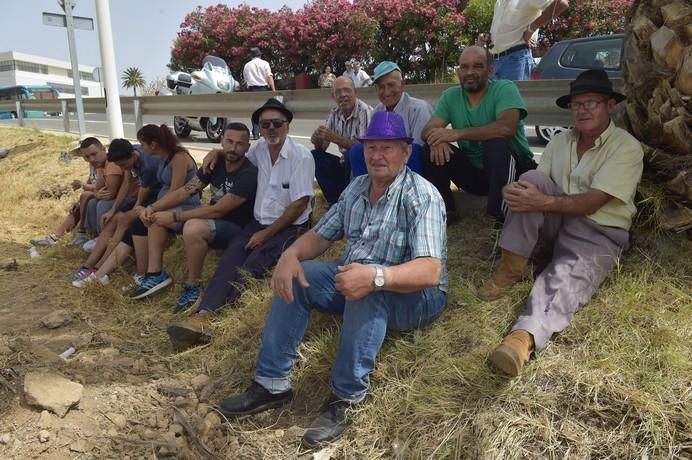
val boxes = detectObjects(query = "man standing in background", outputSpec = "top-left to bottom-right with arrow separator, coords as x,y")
489,0 -> 569,80
244,47 -> 276,139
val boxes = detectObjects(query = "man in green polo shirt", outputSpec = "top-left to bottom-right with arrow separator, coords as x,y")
422,45 -> 536,225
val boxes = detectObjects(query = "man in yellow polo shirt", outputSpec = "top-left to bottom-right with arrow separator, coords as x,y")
479,69 -> 644,376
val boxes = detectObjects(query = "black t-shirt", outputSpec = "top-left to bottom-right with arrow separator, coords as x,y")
197,157 -> 257,227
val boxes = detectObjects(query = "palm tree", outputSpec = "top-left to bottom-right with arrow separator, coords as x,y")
623,0 -> 691,231
121,67 -> 146,97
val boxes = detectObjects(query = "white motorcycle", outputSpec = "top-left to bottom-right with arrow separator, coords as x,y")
162,55 -> 239,143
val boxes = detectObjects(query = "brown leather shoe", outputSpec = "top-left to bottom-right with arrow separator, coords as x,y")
167,313 -> 212,351
490,330 -> 535,376
478,249 -> 529,300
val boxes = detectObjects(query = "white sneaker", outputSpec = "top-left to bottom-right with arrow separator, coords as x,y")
82,239 -> 97,252
132,273 -> 144,286
72,273 -> 109,288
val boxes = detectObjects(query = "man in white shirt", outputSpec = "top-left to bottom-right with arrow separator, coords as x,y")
342,59 -> 355,80
351,61 -> 372,87
168,98 -> 315,350
243,47 -> 277,139
489,0 -> 569,80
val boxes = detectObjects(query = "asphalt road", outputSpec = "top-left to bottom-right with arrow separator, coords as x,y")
0,113 -> 546,157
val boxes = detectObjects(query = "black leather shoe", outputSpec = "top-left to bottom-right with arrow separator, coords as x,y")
218,381 -> 292,417
301,395 -> 352,448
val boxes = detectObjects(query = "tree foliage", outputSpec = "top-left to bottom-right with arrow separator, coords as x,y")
538,0 -> 635,53
121,67 -> 145,97
170,0 -> 635,85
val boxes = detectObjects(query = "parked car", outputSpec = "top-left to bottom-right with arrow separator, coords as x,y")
531,34 -> 624,144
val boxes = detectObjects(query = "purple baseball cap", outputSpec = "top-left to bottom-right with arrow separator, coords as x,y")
357,111 -> 413,144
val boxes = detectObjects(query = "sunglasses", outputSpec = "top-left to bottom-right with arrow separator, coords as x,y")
259,119 -> 289,129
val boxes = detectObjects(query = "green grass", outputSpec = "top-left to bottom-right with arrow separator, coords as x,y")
1,127 -> 690,459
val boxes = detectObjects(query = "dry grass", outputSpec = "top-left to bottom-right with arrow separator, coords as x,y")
0,127 -> 690,459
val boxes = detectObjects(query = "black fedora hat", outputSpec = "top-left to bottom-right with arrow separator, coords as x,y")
556,69 -> 626,109
250,47 -> 262,58
251,98 -> 293,125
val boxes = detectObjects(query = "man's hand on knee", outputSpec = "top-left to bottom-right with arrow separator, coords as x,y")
271,251 -> 309,304
335,263 -> 376,301
503,181 -> 549,212
427,127 -> 458,146
430,143 -> 454,166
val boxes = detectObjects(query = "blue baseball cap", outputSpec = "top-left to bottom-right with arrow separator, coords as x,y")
357,112 -> 413,144
373,61 -> 402,83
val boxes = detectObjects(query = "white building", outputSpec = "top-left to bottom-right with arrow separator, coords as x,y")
0,51 -> 102,98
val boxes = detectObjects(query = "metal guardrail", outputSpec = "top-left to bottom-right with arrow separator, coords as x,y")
0,79 -> 624,132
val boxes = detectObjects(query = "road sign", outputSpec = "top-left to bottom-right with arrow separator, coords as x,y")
42,12 -> 94,30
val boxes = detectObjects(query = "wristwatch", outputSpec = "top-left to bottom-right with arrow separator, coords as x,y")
373,265 -> 385,291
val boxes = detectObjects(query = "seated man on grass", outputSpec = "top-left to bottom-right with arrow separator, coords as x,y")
480,70 -> 644,376
167,98 -> 314,350
311,76 -> 372,206
316,61 -> 433,203
125,122 -> 257,312
31,138 -> 104,247
216,111 -> 448,448
81,144 -> 130,243
421,46 -> 536,226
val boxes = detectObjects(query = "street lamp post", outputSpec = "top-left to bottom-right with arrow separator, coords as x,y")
59,0 -> 87,137
94,0 -> 124,139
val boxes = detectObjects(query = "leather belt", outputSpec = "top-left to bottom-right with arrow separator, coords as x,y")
492,44 -> 530,59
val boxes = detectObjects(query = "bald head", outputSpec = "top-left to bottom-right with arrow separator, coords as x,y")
460,46 -> 493,67
457,45 -> 494,93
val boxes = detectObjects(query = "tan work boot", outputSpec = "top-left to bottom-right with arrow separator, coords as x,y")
490,330 -> 535,377
478,249 -> 529,300
167,313 -> 212,351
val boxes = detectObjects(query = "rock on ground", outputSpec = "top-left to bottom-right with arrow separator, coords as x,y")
37,430 -> 50,443
40,309 -> 73,329
24,371 -> 84,417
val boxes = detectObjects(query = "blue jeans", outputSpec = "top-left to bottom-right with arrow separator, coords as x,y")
254,260 -> 447,402
311,148 -> 351,207
493,47 -> 533,81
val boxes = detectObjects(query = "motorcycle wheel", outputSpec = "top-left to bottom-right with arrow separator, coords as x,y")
174,116 -> 192,138
205,117 -> 226,143
535,126 -> 567,145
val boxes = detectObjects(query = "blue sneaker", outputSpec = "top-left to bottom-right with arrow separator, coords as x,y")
127,272 -> 172,300
174,283 -> 201,313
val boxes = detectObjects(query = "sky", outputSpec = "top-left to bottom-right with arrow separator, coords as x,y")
5,0 -> 307,93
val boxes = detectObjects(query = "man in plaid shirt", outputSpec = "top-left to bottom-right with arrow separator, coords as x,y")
217,111 -> 448,448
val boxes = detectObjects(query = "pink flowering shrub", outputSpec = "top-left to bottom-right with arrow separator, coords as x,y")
537,0 -> 634,54
169,0 -> 633,84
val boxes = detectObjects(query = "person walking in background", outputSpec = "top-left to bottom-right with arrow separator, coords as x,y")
489,0 -> 569,80
243,47 -> 276,140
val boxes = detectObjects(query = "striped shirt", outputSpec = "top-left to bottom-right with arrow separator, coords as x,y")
314,167 -> 448,292
325,99 -> 373,153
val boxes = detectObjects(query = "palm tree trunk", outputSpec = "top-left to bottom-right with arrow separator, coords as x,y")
133,87 -> 137,97
622,0 -> 692,232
